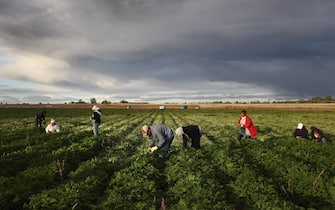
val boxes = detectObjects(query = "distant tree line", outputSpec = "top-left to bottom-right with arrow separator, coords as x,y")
267,96 -> 334,104
295,96 -> 334,103
7,96 -> 332,105
204,96 -> 335,104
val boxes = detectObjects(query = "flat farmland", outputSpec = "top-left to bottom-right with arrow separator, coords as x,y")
1,105 -> 335,209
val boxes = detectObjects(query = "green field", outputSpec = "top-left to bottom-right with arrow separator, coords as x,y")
1,108 -> 335,209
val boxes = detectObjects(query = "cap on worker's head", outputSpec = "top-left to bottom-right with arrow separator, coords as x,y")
175,127 -> 184,137
141,125 -> 149,138
297,123 -> 304,129
92,105 -> 99,111
51,119 -> 55,123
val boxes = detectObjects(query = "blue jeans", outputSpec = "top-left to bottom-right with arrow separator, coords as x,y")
160,136 -> 174,163
92,122 -> 100,136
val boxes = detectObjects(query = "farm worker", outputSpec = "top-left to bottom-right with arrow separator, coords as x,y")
141,124 -> 174,163
293,123 -> 309,141
310,126 -> 327,143
91,105 -> 102,136
35,110 -> 47,127
237,109 -> 258,140
175,125 -> 203,149
45,119 -> 60,133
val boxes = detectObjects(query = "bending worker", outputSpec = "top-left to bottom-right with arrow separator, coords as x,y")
141,124 -> 174,163
175,125 -> 203,149
237,109 -> 258,140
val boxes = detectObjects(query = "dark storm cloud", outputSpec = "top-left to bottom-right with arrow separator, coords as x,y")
1,0 -> 335,103
0,1 -> 64,39
201,58 -> 335,97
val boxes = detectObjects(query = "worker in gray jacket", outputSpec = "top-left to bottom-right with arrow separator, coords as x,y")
141,124 -> 174,163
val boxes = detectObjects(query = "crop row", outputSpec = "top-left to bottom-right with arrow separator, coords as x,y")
1,108 -> 335,209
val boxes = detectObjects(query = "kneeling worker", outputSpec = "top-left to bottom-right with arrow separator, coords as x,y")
45,119 -> 60,133
175,125 -> 203,149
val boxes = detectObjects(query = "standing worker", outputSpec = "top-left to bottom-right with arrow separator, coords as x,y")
91,105 -> 102,136
175,125 -> 203,149
237,109 -> 258,140
141,124 -> 174,163
35,110 -> 47,128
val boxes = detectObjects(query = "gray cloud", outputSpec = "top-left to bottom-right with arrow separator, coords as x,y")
1,0 -> 335,104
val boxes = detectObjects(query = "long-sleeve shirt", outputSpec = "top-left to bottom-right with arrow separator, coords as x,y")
91,110 -> 102,123
237,115 -> 258,137
35,112 -> 46,121
293,127 -> 309,139
148,125 -> 174,149
182,125 -> 201,140
45,123 -> 60,133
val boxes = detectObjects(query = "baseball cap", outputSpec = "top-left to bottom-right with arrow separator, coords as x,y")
141,125 -> 149,138
297,123 -> 304,129
175,127 -> 184,137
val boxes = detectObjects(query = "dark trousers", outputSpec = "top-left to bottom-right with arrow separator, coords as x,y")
191,137 -> 201,149
160,137 -> 174,163
35,119 -> 43,127
183,135 -> 201,149
237,131 -> 250,140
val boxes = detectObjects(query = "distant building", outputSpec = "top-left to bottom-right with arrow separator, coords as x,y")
180,105 -> 188,109
159,105 -> 166,110
194,106 -> 200,110
127,104 -> 131,109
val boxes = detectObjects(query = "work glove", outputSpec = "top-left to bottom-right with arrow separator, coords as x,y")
147,147 -> 152,153
149,146 -> 158,153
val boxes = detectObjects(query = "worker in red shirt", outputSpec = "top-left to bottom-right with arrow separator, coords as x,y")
237,110 -> 258,140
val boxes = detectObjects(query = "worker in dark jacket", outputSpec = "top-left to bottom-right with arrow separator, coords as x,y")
175,125 -> 203,149
293,123 -> 309,141
91,105 -> 102,136
310,126 -> 327,143
35,110 -> 46,127
141,124 -> 174,163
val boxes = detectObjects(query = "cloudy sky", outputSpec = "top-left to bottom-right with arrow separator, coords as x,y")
1,0 -> 335,104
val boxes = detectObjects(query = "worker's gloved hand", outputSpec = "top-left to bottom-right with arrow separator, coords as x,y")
149,146 -> 158,153
147,147 -> 152,153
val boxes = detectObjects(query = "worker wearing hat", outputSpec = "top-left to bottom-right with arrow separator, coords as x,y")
141,124 -> 174,163
91,105 -> 102,136
45,118 -> 60,133
293,123 -> 309,141
175,125 -> 203,149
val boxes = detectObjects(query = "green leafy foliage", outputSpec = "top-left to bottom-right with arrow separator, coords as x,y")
0,108 -> 335,209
